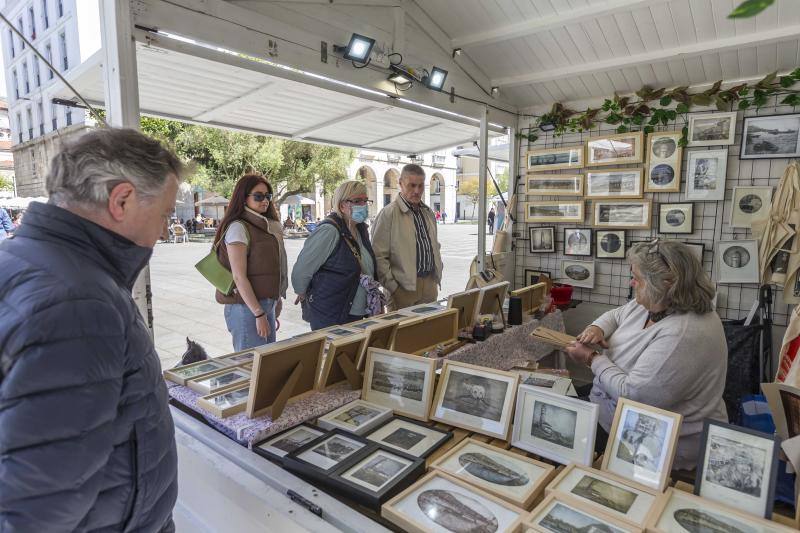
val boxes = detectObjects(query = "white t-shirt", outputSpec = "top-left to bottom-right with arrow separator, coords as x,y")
224,221 -> 249,245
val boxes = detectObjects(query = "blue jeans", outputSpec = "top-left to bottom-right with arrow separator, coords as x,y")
224,298 -> 277,351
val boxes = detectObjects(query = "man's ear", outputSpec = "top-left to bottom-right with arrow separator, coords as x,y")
107,182 -> 135,222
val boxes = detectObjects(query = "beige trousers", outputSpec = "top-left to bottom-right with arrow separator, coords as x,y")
389,275 -> 439,311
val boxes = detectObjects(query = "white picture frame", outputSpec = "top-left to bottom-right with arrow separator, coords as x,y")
317,399 -> 393,435
729,186 -> 774,229
685,149 -> 729,201
362,348 -> 436,421
511,385 -> 599,466
716,239 -> 760,284
526,174 -> 583,196
688,111 -> 738,147
560,259 -> 595,289
592,200 -> 652,229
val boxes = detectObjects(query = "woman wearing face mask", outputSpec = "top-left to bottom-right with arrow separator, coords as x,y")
292,180 -> 383,330
213,174 -> 288,349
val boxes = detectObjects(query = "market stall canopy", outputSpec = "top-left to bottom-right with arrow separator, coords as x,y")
194,195 -> 229,207
281,195 -> 316,206
452,143 -> 510,162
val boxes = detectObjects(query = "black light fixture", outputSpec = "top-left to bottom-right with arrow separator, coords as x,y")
452,48 -> 463,58
424,66 -> 448,91
388,64 -> 413,85
337,33 -> 375,63
491,86 -> 499,96
538,121 -> 556,132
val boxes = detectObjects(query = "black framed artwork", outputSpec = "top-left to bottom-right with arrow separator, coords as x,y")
529,226 -> 556,253
595,230 -> 625,259
524,269 -> 551,286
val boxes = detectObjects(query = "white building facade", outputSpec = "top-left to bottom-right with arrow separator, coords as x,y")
0,0 -> 100,196
0,98 -> 14,189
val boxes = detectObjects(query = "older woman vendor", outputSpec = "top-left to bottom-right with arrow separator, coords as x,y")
565,240 -> 728,470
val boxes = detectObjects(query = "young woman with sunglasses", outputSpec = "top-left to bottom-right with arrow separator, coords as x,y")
213,174 -> 288,349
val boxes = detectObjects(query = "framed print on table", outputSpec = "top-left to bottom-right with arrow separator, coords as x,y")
658,203 -> 693,234
526,146 -> 584,171
586,131 -> 644,167
546,464 -> 658,527
740,113 -> 800,159
529,226 -> 556,253
525,201 -> 584,223
430,361 -> 519,440
186,367 -> 251,395
585,169 -> 643,199
253,423 -> 326,462
163,358 -> 231,386
560,259 -> 596,289
592,200 -> 652,229
361,348 -> 436,421
645,132 -> 682,192
511,385 -> 599,466
564,228 -> 592,256
601,398 -> 682,492
317,399 -> 393,435
365,417 -> 452,458
430,437 -> 555,509
526,174 -> 583,196
382,470 -> 526,533
284,429 -> 372,477
197,383 -> 250,418
526,493 -> 642,533
716,240 -> 760,284
685,149 -> 728,201
688,111 -> 737,146
694,420 -> 780,518
730,186 -> 773,229
596,230 -> 626,258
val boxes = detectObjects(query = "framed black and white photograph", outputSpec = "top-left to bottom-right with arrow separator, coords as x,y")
716,240 -> 760,284
560,259 -> 596,289
515,371 -> 574,396
563,228 -> 592,256
164,358 -> 231,386
684,242 -> 706,265
430,437 -> 555,509
526,174 -> 583,196
645,132 -> 682,192
527,493 -> 641,533
197,384 -> 250,418
186,367 -> 251,395
688,111 -> 737,147
511,385 -> 599,466
658,203 -> 694,234
525,269 -> 551,286
525,201 -> 584,223
592,200 -> 652,229
740,113 -> 800,159
382,470 -> 526,533
526,146 -> 584,171
317,399 -> 393,435
602,398 -> 682,492
365,417 -> 452,458
695,420 -> 780,518
596,230 -> 625,259
286,430 -> 371,474
254,423 -> 326,462
686,149 -> 729,201
730,186 -> 773,229
586,132 -> 644,167
430,361 -> 519,440
585,169 -> 643,199
361,348 -> 436,421
529,226 -> 556,253
546,464 -> 659,527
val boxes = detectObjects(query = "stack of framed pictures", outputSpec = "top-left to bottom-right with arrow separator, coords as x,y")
525,493 -> 642,533
645,132 -> 682,193
317,399 -> 393,436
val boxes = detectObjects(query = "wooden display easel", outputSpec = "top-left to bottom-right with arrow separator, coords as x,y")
317,335 -> 367,391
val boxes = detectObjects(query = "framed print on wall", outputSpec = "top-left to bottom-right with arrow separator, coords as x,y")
560,259 -> 595,289
526,146 -> 584,171
645,131 -> 683,192
688,111 -> 737,146
525,201 -> 584,223
658,202 -> 694,234
526,174 -> 583,196
686,149 -> 729,201
694,420 -> 780,518
525,269 -> 551,286
601,398 -> 682,492
740,113 -> 800,159
592,199 -> 651,229
585,131 -> 644,167
716,240 -> 760,284
361,348 -> 437,421
529,226 -> 556,253
585,169 -> 643,199
596,230 -> 625,259
730,186 -> 773,229
563,228 -> 592,256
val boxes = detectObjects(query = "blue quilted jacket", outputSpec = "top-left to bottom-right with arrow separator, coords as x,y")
0,202 -> 177,532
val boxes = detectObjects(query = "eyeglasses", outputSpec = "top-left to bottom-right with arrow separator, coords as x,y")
347,198 -> 374,206
647,239 -> 670,269
248,192 -> 273,202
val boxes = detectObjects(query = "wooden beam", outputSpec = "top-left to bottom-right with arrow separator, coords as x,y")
192,82 -> 282,122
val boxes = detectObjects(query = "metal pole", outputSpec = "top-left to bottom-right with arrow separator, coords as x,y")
477,105 -> 489,272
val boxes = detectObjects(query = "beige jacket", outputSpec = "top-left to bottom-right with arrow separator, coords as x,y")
371,195 -> 442,294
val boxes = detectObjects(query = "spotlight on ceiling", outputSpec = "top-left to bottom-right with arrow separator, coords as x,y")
452,48 -> 463,58
338,33 -> 375,63
539,121 -> 556,132
424,67 -> 448,91
388,64 -> 413,85
491,87 -> 499,96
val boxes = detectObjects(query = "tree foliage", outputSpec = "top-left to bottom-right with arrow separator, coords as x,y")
0,175 -> 13,191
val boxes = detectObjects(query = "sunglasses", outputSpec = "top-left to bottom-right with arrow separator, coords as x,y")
248,192 -> 273,202
647,239 -> 670,269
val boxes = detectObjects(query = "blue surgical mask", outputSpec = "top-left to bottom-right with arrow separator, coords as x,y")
351,205 -> 369,223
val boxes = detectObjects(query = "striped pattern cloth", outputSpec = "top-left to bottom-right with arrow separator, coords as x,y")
399,194 -> 435,276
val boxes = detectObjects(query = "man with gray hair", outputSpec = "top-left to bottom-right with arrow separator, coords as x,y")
0,128 -> 184,531
372,163 -> 442,310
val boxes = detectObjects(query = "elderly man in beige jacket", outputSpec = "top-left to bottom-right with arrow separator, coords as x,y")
372,164 -> 443,310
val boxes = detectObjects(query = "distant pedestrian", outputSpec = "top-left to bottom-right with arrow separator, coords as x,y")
0,207 -> 13,239
442,211 -> 448,224
488,207 -> 496,235
435,210 -> 441,224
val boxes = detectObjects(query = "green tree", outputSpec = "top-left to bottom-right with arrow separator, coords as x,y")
0,175 -> 13,191
459,179 -> 481,220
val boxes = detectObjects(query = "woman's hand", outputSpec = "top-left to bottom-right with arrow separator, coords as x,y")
294,294 -> 306,305
564,342 -> 597,366
255,315 -> 271,338
576,325 -> 608,347
275,299 -> 283,318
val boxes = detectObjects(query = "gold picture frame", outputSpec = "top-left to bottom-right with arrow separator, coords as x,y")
447,287 -> 482,330
526,146 -> 584,171
526,174 -> 584,196
186,367 -> 251,395
163,358 -> 231,386
391,308 -> 459,355
584,168 -> 643,199
197,383 -> 250,418
592,199 -> 652,229
354,319 -> 400,371
510,282 -> 547,315
362,347 -> 437,421
586,131 -> 644,167
645,131 -> 682,192
525,201 -> 584,223
525,492 -> 642,533
317,333 -> 367,391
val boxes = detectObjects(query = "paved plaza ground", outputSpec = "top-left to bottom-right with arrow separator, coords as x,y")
152,223 -> 493,367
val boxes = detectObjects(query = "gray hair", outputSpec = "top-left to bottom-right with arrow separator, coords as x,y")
46,128 -> 186,208
627,240 -> 715,314
332,180 -> 367,217
400,163 -> 425,182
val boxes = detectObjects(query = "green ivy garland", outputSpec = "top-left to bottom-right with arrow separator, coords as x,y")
517,68 -> 800,146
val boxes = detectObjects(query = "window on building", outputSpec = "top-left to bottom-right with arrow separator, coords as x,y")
42,0 -> 49,29
8,30 -> 15,58
59,31 -> 68,70
37,101 -> 44,136
26,107 -> 33,139
16,113 -> 22,143
57,0 -> 63,18
22,61 -> 29,94
51,102 -> 58,130
34,58 -> 41,87
65,107 -> 72,126
45,42 -> 53,79
17,17 -> 25,49
12,69 -> 19,99
28,6 -> 36,40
